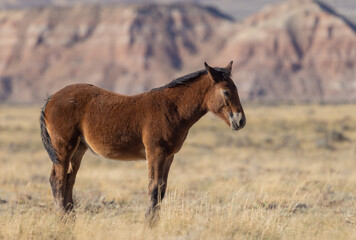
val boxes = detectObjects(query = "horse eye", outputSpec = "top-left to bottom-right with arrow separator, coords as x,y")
222,91 -> 230,98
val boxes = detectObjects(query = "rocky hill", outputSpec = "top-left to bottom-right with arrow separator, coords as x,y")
219,0 -> 356,102
0,3 -> 233,102
0,0 -> 355,103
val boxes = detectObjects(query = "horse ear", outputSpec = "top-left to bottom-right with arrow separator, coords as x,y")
204,62 -> 220,83
225,61 -> 233,74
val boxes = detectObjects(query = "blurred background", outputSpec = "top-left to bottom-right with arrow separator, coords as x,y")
1,1 -> 356,238
0,0 -> 355,103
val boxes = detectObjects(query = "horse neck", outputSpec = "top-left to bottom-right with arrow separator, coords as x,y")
163,75 -> 212,128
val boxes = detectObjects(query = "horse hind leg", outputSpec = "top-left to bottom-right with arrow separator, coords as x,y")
65,140 -> 87,211
49,159 -> 70,211
49,138 -> 80,212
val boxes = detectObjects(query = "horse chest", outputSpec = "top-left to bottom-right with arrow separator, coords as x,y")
165,130 -> 189,155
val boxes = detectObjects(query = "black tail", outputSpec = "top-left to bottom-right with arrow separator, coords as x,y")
40,96 -> 59,164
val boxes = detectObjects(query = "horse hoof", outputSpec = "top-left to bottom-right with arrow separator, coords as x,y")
145,210 -> 160,228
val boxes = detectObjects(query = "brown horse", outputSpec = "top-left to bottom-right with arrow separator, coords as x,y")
40,61 -> 246,224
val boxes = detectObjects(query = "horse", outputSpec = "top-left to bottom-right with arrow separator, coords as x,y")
40,61 -> 246,224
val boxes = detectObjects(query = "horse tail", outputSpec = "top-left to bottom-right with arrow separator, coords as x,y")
40,96 -> 59,164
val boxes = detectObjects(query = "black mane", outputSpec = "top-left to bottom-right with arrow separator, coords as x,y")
151,67 -> 229,91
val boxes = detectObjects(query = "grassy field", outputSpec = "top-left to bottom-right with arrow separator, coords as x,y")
0,104 -> 355,239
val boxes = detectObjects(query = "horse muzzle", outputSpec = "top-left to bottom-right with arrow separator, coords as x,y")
229,112 -> 246,131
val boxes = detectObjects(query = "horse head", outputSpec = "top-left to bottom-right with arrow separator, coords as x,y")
204,61 -> 246,131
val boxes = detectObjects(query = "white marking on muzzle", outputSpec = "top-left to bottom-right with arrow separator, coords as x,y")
229,112 -> 242,129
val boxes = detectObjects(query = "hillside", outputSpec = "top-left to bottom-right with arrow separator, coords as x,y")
0,3 -> 233,102
220,0 -> 356,102
0,0 -> 355,103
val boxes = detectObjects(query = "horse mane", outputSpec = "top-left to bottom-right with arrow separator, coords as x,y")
151,67 -> 230,91
151,70 -> 206,91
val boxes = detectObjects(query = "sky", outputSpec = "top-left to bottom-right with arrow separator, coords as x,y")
1,0 -> 355,22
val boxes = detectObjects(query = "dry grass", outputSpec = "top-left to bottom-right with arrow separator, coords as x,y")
0,104 -> 355,239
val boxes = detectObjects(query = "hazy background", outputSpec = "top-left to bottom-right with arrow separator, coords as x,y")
1,0 -> 356,22
0,0 -> 355,103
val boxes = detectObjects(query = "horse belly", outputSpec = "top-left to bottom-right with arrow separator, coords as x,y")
105,149 -> 146,161
83,135 -> 146,161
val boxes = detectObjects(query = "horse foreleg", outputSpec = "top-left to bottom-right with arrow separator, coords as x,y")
162,155 -> 174,197
145,152 -> 174,226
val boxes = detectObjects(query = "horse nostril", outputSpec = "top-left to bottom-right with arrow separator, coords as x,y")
239,117 -> 246,127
